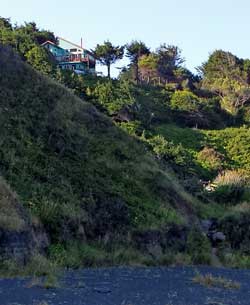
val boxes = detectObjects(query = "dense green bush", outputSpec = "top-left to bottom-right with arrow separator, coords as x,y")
197,146 -> 224,173
186,228 -> 211,264
89,80 -> 135,115
219,211 -> 250,252
170,90 -> 201,112
146,135 -> 189,167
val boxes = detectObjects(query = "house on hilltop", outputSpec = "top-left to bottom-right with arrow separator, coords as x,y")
41,37 -> 96,74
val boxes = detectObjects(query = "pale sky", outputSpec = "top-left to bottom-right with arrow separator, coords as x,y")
1,0 -> 250,77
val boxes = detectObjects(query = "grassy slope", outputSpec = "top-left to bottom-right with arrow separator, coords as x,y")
154,123 -> 250,172
0,46 -> 200,244
0,177 -> 26,232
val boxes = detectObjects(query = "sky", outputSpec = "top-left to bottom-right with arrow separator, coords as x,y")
1,0 -> 250,77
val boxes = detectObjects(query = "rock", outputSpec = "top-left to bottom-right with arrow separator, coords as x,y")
85,196 -> 130,240
212,232 -> 226,242
132,224 -> 188,256
201,220 -> 213,234
147,244 -> 163,259
93,287 -> 112,294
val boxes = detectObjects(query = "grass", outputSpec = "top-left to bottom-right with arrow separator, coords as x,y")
0,177 -> 26,231
192,271 -> 241,289
0,45 -> 199,246
153,123 -> 204,152
0,253 -> 61,289
154,123 -> 250,176
0,253 -> 59,278
2,45 -> 250,271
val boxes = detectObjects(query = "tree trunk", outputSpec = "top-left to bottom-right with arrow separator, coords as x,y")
107,64 -> 111,79
135,62 -> 139,84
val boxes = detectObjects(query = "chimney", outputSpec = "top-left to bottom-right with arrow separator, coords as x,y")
81,38 -> 83,48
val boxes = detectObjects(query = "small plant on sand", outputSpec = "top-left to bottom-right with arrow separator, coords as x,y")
43,273 -> 60,289
25,254 -> 60,289
192,271 -> 241,289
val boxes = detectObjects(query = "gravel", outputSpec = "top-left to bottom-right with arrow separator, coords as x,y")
0,266 -> 249,305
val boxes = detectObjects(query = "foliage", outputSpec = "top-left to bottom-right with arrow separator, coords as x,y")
0,177 -> 25,231
200,50 -> 250,113
203,127 -> 250,170
186,229 -> 211,264
138,53 -> 159,84
3,17 -> 250,269
126,40 -> 150,83
0,17 -> 56,60
0,45 -> 197,247
170,90 -> 201,112
156,44 -> 184,82
197,146 -> 224,172
219,210 -> 250,251
93,41 -> 124,78
89,80 -> 135,115
146,135 -> 190,167
220,251 -> 250,269
213,170 -> 249,204
26,45 -> 56,74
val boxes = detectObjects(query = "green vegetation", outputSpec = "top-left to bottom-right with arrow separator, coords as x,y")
93,41 -> 124,79
2,16 -> 250,271
0,178 -> 26,231
200,50 -> 250,114
186,229 -> 211,265
0,43 -> 201,274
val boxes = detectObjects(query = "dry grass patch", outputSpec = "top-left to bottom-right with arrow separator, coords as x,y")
192,271 -> 241,289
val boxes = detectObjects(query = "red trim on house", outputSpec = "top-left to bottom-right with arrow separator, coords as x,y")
41,40 -> 57,46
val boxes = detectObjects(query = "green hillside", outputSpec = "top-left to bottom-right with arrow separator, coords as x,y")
0,46 -> 207,268
1,17 -> 250,271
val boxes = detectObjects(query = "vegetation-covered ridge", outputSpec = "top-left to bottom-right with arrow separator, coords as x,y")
1,17 -> 250,271
0,44 -> 207,270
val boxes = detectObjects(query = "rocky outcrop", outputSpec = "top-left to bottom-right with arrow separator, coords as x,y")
201,219 -> 226,247
0,178 -> 49,264
0,228 -> 48,264
132,225 -> 188,259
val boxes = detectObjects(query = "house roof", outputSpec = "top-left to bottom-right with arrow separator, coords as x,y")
58,37 -> 84,51
41,40 -> 66,51
58,37 -> 95,57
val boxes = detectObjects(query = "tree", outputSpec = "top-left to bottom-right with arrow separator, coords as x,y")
0,17 -> 12,29
91,80 -> 135,115
93,41 -> 124,78
26,45 -> 55,74
138,53 -> 158,84
0,17 -> 15,47
200,50 -> 250,113
126,40 -> 150,83
15,22 -> 57,45
0,18 -> 57,59
156,44 -> 184,82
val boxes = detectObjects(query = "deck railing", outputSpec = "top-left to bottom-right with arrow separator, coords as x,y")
56,54 -> 92,63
